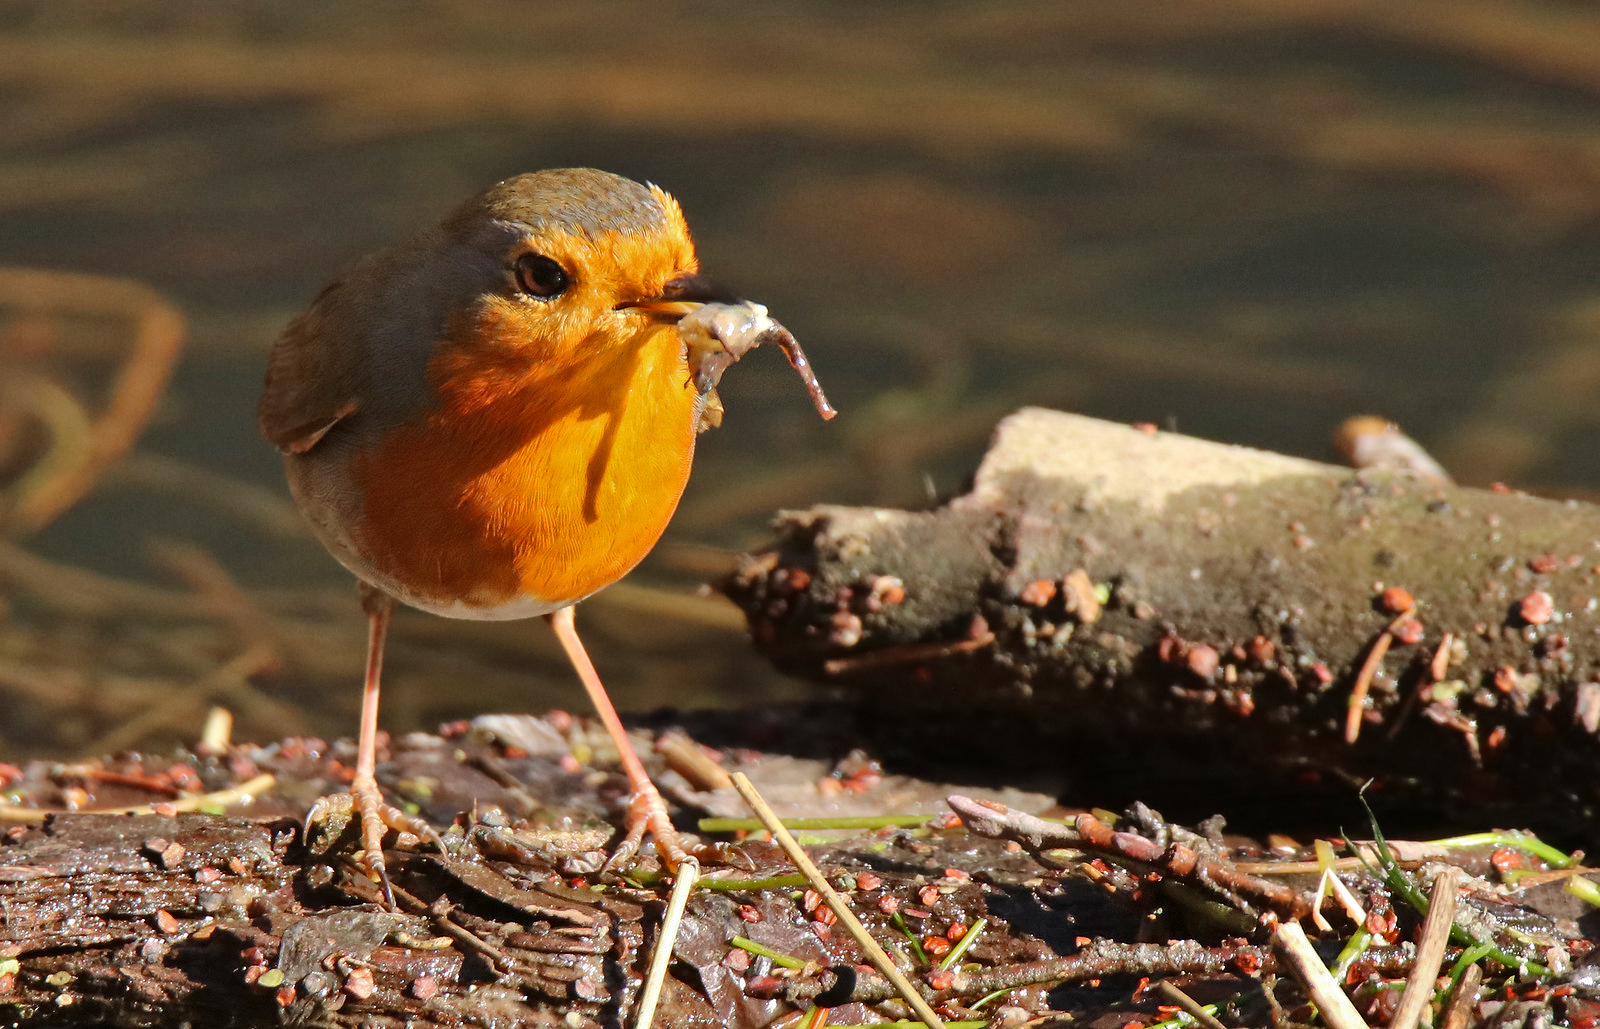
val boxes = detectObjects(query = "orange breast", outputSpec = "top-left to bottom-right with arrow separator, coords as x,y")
348,311 -> 697,612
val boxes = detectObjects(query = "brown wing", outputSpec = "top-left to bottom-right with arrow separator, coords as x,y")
258,279 -> 364,454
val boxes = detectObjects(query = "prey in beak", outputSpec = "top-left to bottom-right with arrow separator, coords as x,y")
622,274 -> 837,425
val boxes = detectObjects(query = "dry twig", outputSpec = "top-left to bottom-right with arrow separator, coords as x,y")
1273,920 -> 1371,1029
1389,867 -> 1463,1029
731,771 -> 948,1029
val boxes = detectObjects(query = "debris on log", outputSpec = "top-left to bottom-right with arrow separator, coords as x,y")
722,408 -> 1600,825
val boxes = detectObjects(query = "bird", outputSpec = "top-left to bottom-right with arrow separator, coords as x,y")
258,168 -> 832,891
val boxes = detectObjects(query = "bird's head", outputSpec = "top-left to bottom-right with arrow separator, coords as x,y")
432,168 -> 734,372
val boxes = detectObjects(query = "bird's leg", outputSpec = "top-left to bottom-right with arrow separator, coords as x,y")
546,605 -> 709,872
305,586 -> 441,905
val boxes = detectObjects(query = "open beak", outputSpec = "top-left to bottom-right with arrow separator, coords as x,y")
618,273 -> 741,321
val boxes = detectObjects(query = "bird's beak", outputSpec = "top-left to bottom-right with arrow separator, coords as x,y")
618,273 -> 741,321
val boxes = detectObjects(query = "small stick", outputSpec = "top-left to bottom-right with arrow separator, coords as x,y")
948,796 -> 1312,920
731,772 -> 948,1029
824,626 -> 995,676
1438,960 -> 1482,1029
1346,609 -> 1414,744
1388,867 -> 1462,1029
654,730 -> 734,792
401,885 -> 510,974
756,937 -> 1428,1008
1273,920 -> 1370,1029
199,706 -> 234,754
1430,633 -> 1453,683
0,772 -> 276,824
1345,632 -> 1392,744
634,856 -> 700,1029
1154,981 -> 1228,1029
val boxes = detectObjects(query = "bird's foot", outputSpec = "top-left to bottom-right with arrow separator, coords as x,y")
603,781 -> 747,875
304,773 -> 444,905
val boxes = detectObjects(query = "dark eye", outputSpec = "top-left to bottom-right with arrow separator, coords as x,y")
515,253 -> 569,299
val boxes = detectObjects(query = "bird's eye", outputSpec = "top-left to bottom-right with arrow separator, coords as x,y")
514,253 -> 569,299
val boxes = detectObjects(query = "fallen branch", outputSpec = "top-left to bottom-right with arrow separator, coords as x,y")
723,409 -> 1600,822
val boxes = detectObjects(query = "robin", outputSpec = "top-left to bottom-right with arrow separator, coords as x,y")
259,168 -> 832,890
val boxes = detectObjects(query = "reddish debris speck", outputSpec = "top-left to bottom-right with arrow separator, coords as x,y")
410,975 -> 438,1000
1390,617 -> 1425,646
841,768 -> 881,793
1378,586 -> 1415,614
343,967 -> 375,1000
1519,591 -> 1554,625
829,611 -> 863,648
1186,644 -> 1220,680
1529,554 -> 1560,574
1490,847 -> 1527,875
1019,579 -> 1057,607
870,575 -> 906,607
855,872 -> 882,891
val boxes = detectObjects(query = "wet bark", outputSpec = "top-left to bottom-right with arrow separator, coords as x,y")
721,408 -> 1600,823
0,813 -> 656,1028
0,720 -> 1593,1029
0,719 -> 1061,1029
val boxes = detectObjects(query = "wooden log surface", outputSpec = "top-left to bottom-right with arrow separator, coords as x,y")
0,717 -> 1060,1028
722,408 -> 1600,827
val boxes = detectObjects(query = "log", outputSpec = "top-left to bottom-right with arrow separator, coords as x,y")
722,408 -> 1600,827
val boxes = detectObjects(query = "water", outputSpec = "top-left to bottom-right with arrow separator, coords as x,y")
3,0 -> 1598,760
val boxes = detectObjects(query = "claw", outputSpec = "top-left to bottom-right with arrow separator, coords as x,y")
302,775 -> 443,909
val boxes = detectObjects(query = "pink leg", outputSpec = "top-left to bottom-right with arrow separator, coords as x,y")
546,605 -> 695,870
305,588 -> 440,905
351,591 -> 393,888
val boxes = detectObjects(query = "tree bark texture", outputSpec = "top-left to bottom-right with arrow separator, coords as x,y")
722,408 -> 1600,824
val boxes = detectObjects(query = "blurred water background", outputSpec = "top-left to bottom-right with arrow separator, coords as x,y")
4,1 -> 1600,762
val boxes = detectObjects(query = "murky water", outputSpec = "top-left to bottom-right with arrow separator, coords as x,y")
4,1 -> 1600,761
